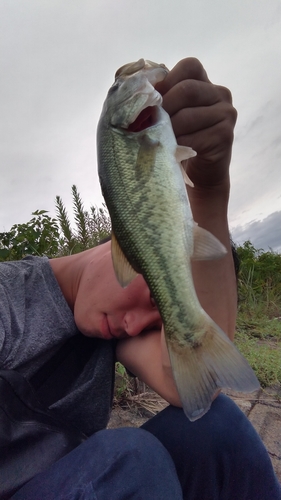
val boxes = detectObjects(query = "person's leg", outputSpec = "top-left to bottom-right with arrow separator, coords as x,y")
142,394 -> 281,500
12,427 -> 182,500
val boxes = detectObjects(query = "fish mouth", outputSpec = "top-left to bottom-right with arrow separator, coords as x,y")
110,67 -> 164,131
126,106 -> 159,132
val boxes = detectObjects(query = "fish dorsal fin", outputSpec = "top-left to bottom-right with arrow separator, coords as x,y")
111,232 -> 138,288
175,146 -> 196,187
192,224 -> 227,260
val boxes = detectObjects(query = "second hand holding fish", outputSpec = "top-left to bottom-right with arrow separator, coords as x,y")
97,58 -> 259,421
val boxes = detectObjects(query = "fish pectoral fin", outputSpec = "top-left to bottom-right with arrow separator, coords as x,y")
175,146 -> 196,187
192,225 -> 227,260
166,318 -> 260,422
175,145 -> 197,162
111,232 -> 138,288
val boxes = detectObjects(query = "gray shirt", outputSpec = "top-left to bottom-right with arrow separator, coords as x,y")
0,256 -> 115,435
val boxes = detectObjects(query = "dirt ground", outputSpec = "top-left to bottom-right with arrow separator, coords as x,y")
108,386 -> 281,483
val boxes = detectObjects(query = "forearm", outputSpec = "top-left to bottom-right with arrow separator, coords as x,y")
116,330 -> 182,407
188,176 -> 237,340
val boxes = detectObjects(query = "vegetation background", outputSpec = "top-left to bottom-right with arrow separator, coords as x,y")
1,185 -> 280,400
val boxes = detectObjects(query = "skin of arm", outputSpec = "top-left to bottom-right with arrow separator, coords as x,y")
116,58 -> 238,407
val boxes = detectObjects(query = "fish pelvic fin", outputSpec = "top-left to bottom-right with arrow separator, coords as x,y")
111,232 -> 138,288
166,318 -> 260,421
192,224 -> 227,260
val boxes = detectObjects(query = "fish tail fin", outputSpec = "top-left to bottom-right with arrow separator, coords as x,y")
167,317 -> 260,421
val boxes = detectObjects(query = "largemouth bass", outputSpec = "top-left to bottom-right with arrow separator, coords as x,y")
97,59 -> 259,421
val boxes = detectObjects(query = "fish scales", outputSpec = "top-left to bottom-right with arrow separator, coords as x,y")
97,59 -> 260,421
98,120 -> 200,343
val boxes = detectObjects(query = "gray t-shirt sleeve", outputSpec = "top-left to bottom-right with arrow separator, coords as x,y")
0,256 -> 79,377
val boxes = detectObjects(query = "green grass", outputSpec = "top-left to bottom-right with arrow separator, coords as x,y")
234,245 -> 281,388
114,362 -> 137,404
235,311 -> 281,388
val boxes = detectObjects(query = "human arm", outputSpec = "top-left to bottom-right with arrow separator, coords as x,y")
157,57 -> 238,339
116,57 -> 238,405
117,327 -> 181,406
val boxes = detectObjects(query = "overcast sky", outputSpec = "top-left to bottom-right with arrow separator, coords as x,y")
0,0 -> 280,252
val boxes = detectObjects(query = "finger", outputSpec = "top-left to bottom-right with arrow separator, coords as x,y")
170,102 -> 237,138
215,85 -> 233,105
156,57 -> 211,95
177,119 -> 235,161
162,81 -> 221,122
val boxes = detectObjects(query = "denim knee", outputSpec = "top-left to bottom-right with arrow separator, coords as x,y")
13,427 -> 183,500
143,395 -> 281,499
143,394 -> 267,464
91,427 -> 182,495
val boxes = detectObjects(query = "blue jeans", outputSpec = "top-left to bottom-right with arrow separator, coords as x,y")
12,395 -> 281,499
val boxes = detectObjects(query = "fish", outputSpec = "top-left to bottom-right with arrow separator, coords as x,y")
97,58 -> 259,421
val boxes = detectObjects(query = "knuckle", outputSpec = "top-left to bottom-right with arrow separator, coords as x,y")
217,119 -> 235,145
183,57 -> 203,72
179,78 -> 200,100
226,103 -> 238,126
219,99 -> 238,127
216,85 -> 233,104
178,57 -> 207,80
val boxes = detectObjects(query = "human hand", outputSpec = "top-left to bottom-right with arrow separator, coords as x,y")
156,58 -> 237,193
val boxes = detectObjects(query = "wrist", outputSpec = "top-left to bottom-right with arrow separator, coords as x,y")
187,178 -> 230,224
184,151 -> 232,196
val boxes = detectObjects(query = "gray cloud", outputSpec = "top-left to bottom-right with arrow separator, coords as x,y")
0,0 -> 281,232
231,212 -> 281,252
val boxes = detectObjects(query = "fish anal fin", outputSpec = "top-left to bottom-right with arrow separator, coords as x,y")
166,318 -> 260,422
111,232 -> 138,288
192,225 -> 227,260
